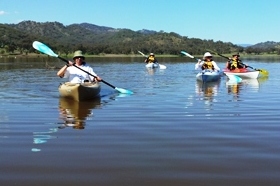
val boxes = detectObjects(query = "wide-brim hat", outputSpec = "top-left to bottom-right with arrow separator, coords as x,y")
149,53 -> 154,56
73,50 -> 85,59
203,52 -> 212,59
232,53 -> 240,57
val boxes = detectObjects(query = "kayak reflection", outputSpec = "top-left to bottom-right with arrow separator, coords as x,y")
226,76 -> 268,97
196,80 -> 221,97
58,97 -> 101,129
195,80 -> 221,107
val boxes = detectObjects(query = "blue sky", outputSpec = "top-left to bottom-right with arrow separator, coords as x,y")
1,0 -> 279,45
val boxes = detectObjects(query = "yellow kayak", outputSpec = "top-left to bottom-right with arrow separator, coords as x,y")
58,82 -> 101,101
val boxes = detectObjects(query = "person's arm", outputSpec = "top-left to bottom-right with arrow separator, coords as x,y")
144,58 -> 149,63
87,66 -> 102,82
225,59 -> 231,69
57,61 -> 72,78
57,64 -> 69,78
154,58 -> 158,63
213,61 -> 220,71
238,60 -> 247,68
195,60 -> 203,70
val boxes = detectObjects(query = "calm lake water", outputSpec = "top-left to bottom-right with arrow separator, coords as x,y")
0,56 -> 279,186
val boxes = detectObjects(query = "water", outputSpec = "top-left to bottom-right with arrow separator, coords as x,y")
0,57 -> 279,186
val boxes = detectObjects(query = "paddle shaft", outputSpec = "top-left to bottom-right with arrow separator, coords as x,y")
58,56 -> 117,89
207,50 -> 260,70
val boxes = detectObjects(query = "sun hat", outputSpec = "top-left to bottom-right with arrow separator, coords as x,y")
73,50 -> 85,59
232,53 -> 240,57
149,53 -> 154,56
203,52 -> 212,59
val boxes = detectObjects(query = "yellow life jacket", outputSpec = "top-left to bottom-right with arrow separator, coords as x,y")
202,61 -> 214,70
230,59 -> 238,68
229,59 -> 243,70
147,56 -> 155,63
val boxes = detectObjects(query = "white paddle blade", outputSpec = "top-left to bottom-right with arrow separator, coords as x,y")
32,41 -> 58,57
159,64 -> 167,69
137,51 -> 148,57
180,51 -> 194,58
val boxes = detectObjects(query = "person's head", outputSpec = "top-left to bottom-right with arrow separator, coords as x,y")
149,53 -> 155,57
232,53 -> 240,59
203,52 -> 213,61
73,50 -> 85,64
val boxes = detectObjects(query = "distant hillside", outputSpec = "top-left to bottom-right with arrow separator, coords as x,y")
250,41 -> 280,49
0,21 -> 279,55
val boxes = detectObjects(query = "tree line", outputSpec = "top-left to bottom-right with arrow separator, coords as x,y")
1,21 -> 279,56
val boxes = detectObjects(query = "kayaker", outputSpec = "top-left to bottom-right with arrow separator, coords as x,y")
144,53 -> 158,64
226,53 -> 247,71
195,52 -> 220,71
57,50 -> 102,83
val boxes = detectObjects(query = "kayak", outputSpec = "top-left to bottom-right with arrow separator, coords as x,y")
145,62 -> 159,68
196,70 -> 222,82
223,69 -> 260,79
58,82 -> 101,101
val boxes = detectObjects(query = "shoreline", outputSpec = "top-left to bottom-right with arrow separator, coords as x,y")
1,53 -> 280,58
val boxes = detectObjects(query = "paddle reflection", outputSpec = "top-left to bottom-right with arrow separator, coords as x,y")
58,97 -> 101,129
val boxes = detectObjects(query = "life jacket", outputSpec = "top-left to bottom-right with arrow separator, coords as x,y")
202,61 -> 214,70
229,59 -> 243,70
147,56 -> 155,63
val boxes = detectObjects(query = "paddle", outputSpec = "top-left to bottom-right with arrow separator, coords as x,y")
207,49 -> 269,76
137,51 -> 167,69
32,41 -> 133,94
180,51 -> 200,61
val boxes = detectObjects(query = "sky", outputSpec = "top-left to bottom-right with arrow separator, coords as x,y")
1,0 -> 279,45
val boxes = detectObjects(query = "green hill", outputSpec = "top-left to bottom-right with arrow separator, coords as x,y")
0,21 -> 279,56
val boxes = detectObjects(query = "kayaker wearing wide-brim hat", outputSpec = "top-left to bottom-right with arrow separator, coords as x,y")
144,52 -> 158,64
57,50 -> 102,83
226,52 -> 247,71
195,52 -> 220,71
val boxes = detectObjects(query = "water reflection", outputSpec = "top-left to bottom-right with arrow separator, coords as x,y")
146,68 -> 157,75
226,76 -> 268,94
226,76 -> 268,102
58,97 -> 101,129
195,80 -> 221,108
31,97 -> 101,152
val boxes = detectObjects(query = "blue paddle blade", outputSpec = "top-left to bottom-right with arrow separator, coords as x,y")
115,87 -> 134,94
32,41 -> 58,57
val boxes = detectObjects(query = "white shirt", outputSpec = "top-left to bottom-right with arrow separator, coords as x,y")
63,64 -> 97,83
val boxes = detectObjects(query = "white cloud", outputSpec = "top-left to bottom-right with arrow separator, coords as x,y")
0,11 -> 6,15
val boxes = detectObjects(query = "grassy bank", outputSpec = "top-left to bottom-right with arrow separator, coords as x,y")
1,52 -> 280,58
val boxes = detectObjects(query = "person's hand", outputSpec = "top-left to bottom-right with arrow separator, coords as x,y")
95,76 -> 102,81
67,61 -> 74,66
197,59 -> 202,63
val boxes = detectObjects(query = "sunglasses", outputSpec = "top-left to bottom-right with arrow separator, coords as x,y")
74,57 -> 84,60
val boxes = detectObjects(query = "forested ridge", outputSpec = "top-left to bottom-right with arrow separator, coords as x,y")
1,21 -> 279,56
